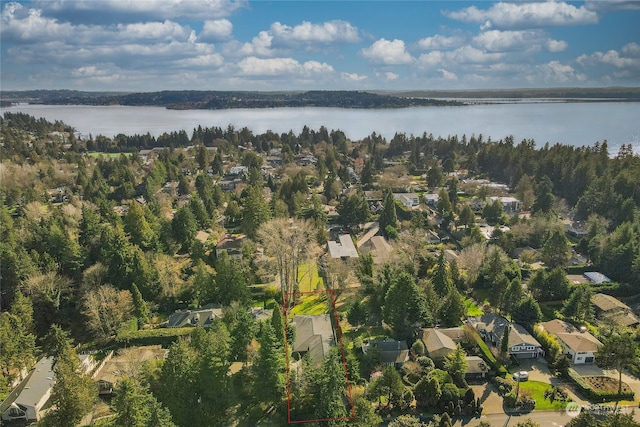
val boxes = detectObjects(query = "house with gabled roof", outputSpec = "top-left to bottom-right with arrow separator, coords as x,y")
291,315 -> 335,366
540,320 -> 601,364
420,328 -> 458,360
591,293 -> 639,327
1,358 -> 55,422
361,338 -> 409,368
167,304 -> 223,328
470,314 -> 543,359
327,234 -> 359,260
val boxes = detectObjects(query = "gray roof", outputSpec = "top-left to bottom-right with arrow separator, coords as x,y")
474,314 -> 541,348
421,328 -> 457,357
292,315 -> 334,366
367,338 -> 409,365
167,305 -> 223,328
584,272 -> 611,284
327,234 -> 359,259
15,357 -> 55,411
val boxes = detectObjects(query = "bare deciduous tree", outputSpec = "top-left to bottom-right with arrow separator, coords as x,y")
83,285 -> 133,339
21,271 -> 72,310
458,243 -> 487,284
257,218 -> 318,308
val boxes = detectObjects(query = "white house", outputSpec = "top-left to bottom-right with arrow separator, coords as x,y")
471,314 -> 543,359
394,193 -> 420,208
488,196 -> 522,214
540,320 -> 601,364
327,234 -> 359,260
1,358 -> 55,422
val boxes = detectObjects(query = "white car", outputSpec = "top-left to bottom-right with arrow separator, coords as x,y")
512,371 -> 529,381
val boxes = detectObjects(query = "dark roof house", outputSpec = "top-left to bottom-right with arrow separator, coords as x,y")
167,305 -> 223,328
291,315 -> 335,366
362,338 -> 409,367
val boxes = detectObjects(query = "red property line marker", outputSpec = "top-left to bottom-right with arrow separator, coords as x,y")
283,289 -> 355,424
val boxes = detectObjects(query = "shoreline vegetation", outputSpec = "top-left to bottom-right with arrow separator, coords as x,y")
2,87 -> 639,110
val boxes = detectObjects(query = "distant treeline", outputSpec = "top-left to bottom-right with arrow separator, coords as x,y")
390,86 -> 640,100
0,90 -> 462,109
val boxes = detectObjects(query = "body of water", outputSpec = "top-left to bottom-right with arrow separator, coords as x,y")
2,102 -> 639,153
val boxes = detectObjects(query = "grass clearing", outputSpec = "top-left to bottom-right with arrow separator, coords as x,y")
517,380 -> 567,410
87,151 -> 133,158
288,294 -> 329,316
464,297 -> 483,316
297,263 -> 324,292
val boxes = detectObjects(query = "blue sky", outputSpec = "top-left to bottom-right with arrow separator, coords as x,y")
1,0 -> 639,91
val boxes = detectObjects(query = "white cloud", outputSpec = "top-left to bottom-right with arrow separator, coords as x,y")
577,43 -> 640,74
416,35 -> 464,50
201,19 -> 233,41
622,42 -> 640,57
438,69 -> 458,80
270,20 -> 360,45
539,61 -> 587,83
444,1 -> 598,29
183,53 -> 224,67
360,38 -> 414,65
341,72 -> 368,82
448,46 -> 505,64
237,56 -> 334,77
1,2 -> 74,42
473,30 -> 567,53
417,51 -> 444,69
237,31 -> 275,56
116,20 -> 192,41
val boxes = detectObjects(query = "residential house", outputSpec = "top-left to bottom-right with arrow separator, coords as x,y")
591,293 -> 639,327
423,193 -> 439,209
291,315 -> 335,366
1,358 -> 55,422
327,234 -> 359,260
540,320 -> 602,364
584,272 -> 611,284
228,166 -> 249,177
249,307 -> 273,322
488,196 -> 522,214
393,193 -> 420,208
471,314 -> 543,359
219,178 -> 243,192
361,338 -> 409,368
465,356 -> 489,379
167,305 -> 223,328
357,230 -> 392,265
216,234 -> 246,261
467,197 -> 486,213
420,328 -> 459,360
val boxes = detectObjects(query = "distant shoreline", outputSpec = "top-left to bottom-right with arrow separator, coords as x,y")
1,87 -> 639,110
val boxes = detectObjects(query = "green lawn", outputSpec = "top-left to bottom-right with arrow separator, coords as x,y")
517,380 -> 567,410
297,263 -> 324,292
288,294 -> 329,316
464,297 -> 483,316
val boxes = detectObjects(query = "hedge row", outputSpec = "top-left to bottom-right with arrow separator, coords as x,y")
566,368 -> 635,402
465,326 -> 508,377
114,327 -> 194,347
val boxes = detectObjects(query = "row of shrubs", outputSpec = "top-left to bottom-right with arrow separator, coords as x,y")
114,327 -> 194,348
566,368 -> 635,402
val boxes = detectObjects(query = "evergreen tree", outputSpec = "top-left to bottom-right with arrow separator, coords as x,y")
444,345 -> 468,383
271,304 -> 285,344
43,326 -> 96,427
433,250 -> 453,297
241,185 -> 271,238
131,283 -> 150,326
124,201 -> 155,250
379,189 -> 398,238
542,230 -> 570,268
172,205 -> 198,252
532,176 -> 554,214
512,296 -> 542,330
562,285 -> 594,323
214,252 -> 250,306
383,272 -> 429,339
112,378 -> 176,427
314,349 -> 349,424
439,288 -> 465,327
253,322 -> 285,403
596,332 -> 639,396
500,325 -> 511,358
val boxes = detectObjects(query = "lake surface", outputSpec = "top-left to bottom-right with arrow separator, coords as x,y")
2,102 -> 639,153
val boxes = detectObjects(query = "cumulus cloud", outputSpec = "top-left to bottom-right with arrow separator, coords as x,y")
1,2 -> 75,42
237,56 -> 334,77
417,51 -> 444,69
444,1 -> 598,29
341,72 -> 368,82
473,30 -> 567,53
360,38 -> 414,65
270,20 -> 360,46
201,19 -> 233,41
116,20 -> 193,41
183,53 -> 224,67
438,69 -> 458,80
539,61 -> 587,83
416,35 -> 464,50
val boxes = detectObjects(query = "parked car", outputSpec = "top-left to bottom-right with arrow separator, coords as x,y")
513,371 -> 529,381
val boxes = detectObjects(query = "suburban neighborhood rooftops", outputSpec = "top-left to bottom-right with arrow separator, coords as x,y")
167,305 -> 223,328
